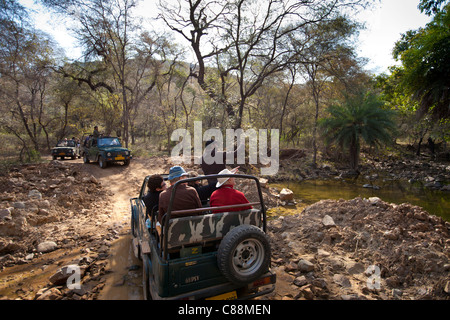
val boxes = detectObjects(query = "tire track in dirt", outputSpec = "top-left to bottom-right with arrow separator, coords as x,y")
82,156 -> 171,300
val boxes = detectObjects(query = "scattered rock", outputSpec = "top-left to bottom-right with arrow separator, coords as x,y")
259,178 -> 268,188
322,215 -> 335,227
28,189 -> 42,200
39,200 -> 51,209
35,287 -> 62,300
368,197 -> 382,205
317,249 -> 330,257
49,264 -> 87,286
279,188 -> 294,201
82,175 -> 99,184
444,281 -> 450,294
25,253 -> 34,260
0,208 -> 12,220
392,289 -> 403,298
297,259 -> 314,272
13,202 -> 26,209
333,274 -> 351,288
37,241 -> 58,253
383,229 -> 399,240
284,261 -> 298,272
299,285 -> 315,300
347,262 -> 365,275
293,275 -> 308,287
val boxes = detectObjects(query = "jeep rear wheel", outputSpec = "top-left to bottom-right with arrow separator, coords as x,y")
217,225 -> 270,286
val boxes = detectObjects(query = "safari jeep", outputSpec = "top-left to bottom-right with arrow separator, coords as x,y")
82,136 -> 131,168
130,173 -> 276,300
51,139 -> 80,160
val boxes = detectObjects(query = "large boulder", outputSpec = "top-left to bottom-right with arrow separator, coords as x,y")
279,188 -> 294,201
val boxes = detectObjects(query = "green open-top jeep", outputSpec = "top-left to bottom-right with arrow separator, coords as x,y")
130,173 -> 276,300
82,136 -> 131,168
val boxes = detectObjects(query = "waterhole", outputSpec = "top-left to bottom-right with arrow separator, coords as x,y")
270,178 -> 449,221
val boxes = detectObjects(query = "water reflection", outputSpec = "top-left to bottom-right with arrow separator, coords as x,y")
272,179 -> 450,221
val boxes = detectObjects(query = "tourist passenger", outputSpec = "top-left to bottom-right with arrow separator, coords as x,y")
143,174 -> 167,216
186,171 -> 217,205
158,166 -> 202,223
210,168 -> 252,213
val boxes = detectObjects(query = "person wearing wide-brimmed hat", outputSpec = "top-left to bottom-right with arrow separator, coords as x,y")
158,166 -> 202,223
209,167 -> 252,214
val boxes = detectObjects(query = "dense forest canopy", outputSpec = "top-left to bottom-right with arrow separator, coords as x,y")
0,0 -> 448,168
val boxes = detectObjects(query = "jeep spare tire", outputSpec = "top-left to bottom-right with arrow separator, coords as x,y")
217,225 -> 271,285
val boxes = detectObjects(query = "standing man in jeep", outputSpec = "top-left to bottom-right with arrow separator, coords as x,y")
201,139 -> 245,185
93,126 -> 100,138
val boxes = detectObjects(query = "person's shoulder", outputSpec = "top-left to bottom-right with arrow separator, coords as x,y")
159,188 -> 170,198
142,192 -> 151,201
185,185 -> 199,193
232,188 -> 247,198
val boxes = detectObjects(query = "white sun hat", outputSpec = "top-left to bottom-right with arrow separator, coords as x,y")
216,167 -> 239,188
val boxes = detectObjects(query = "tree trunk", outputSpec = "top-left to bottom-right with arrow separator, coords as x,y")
349,138 -> 359,170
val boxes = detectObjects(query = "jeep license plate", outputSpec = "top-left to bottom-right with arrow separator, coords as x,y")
115,155 -> 125,160
59,153 -> 65,155
206,291 -> 237,300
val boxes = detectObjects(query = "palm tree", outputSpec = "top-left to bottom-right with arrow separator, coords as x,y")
320,92 -> 397,170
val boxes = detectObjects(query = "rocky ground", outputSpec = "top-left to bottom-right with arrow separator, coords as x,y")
266,197 -> 449,300
0,153 -> 449,300
0,160 -> 125,299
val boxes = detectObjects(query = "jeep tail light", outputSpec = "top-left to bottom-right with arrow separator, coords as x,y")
249,274 -> 276,289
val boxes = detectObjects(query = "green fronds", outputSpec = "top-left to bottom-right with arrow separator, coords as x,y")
320,91 -> 397,169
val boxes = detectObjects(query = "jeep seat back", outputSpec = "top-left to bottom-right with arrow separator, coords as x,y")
165,209 -> 262,250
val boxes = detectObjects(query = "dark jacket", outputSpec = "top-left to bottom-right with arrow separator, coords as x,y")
192,183 -> 218,204
143,191 -> 161,217
201,147 -> 241,184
